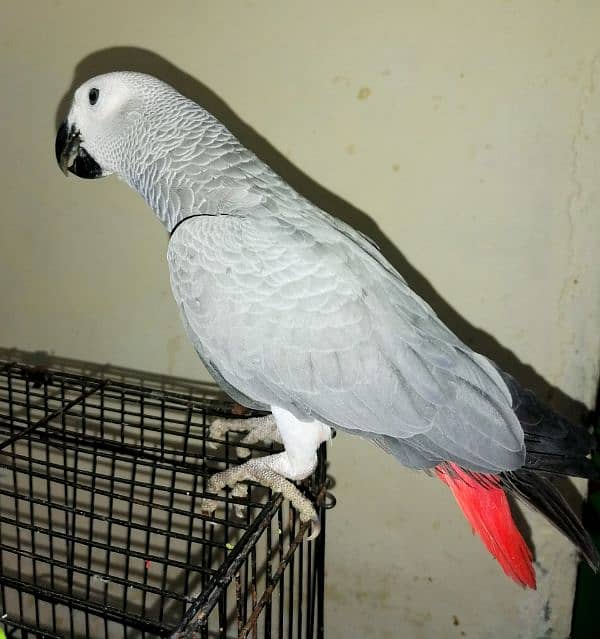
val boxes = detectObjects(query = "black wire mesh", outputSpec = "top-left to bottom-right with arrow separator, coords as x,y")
0,360 -> 330,638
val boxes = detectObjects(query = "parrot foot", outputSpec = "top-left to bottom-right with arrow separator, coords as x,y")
199,455 -> 320,539
209,414 -> 281,458
202,407 -> 329,540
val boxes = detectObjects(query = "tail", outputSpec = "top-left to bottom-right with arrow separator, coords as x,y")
502,469 -> 599,571
436,463 -> 536,588
436,372 -> 600,589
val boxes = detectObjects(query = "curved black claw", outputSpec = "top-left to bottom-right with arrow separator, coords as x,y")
303,514 -> 321,542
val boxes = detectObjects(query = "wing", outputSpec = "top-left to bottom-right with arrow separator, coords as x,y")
167,182 -> 525,473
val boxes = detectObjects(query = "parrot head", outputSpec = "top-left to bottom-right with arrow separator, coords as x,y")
55,72 -> 170,179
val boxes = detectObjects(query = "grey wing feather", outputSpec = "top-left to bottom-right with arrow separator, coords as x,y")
167,179 -> 524,473
178,307 -> 269,411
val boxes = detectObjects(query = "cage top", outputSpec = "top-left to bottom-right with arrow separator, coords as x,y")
0,359 -> 326,637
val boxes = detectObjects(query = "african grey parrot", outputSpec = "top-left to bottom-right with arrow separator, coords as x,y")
56,72 -> 599,587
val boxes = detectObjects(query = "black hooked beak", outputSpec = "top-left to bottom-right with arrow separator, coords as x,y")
55,120 -> 104,179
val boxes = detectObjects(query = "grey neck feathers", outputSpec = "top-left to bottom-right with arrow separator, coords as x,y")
123,100 -> 247,233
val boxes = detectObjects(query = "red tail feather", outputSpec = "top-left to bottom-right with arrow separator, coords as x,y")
436,463 -> 536,589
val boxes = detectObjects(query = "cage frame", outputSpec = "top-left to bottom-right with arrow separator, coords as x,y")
0,359 -> 331,639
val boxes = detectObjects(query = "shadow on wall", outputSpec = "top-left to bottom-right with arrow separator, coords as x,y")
55,46 -> 593,425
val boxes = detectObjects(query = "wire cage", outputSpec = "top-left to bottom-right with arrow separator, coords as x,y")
0,359 -> 331,638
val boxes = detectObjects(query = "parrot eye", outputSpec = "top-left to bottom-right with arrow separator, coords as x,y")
88,88 -> 99,106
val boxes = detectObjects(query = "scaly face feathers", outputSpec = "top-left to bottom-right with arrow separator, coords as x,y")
56,72 -> 182,179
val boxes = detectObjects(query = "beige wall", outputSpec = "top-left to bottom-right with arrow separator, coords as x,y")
2,2 -> 600,637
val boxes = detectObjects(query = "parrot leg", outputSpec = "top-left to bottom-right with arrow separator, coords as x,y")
209,414 -> 282,458
201,406 -> 331,539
